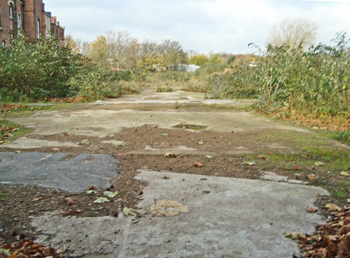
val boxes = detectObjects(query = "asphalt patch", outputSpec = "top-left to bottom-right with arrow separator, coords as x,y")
0,152 -> 119,193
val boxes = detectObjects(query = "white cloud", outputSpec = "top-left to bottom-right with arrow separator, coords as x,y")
43,0 -> 350,54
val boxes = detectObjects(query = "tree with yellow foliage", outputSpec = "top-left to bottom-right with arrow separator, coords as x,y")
138,52 -> 165,72
90,35 -> 108,61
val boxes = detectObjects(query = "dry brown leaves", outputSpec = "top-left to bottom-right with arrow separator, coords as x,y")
299,205 -> 350,257
194,162 -> 203,168
63,197 -> 75,206
1,239 -> 65,258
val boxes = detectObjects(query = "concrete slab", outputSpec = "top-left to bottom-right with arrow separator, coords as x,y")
31,170 -> 329,258
96,90 -> 256,107
7,109 -> 309,139
0,152 -> 119,192
3,137 -> 78,149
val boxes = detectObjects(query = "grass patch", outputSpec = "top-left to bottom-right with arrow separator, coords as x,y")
0,120 -> 31,144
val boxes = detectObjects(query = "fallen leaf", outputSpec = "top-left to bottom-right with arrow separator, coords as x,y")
206,155 -> 213,159
306,206 -> 318,213
162,176 -> 170,180
0,248 -> 12,256
164,153 -> 176,158
76,139 -> 90,145
341,171 -> 350,177
12,128 -> 19,132
294,166 -> 300,171
152,125 -> 158,128
63,132 -> 68,136
86,190 -> 97,194
15,150 -> 22,154
63,197 -> 75,206
56,249 -> 66,254
86,185 -> 97,191
284,231 -> 306,240
161,133 -> 168,136
258,155 -> 266,160
32,197 -> 43,202
76,209 -> 84,213
194,162 -> 203,167
123,207 -> 135,216
30,177 -> 38,180
325,203 -> 342,212
315,162 -> 325,166
198,141 -> 204,145
104,191 -> 120,198
307,174 -> 316,180
93,197 -> 110,203
285,167 -> 290,170
51,148 -> 60,152
118,143 -> 125,147
245,162 -> 255,166
65,209 -> 74,216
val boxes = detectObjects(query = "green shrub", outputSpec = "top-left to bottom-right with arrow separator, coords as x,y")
0,35 -> 80,101
201,33 -> 350,120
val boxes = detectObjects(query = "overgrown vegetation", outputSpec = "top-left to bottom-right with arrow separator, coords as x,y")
190,33 -> 350,132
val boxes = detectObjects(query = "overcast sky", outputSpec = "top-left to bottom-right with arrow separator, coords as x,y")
43,0 -> 350,54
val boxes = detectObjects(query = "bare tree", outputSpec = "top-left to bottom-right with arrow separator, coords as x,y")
268,18 -> 319,49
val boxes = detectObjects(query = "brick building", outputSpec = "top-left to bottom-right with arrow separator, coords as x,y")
0,0 -> 64,47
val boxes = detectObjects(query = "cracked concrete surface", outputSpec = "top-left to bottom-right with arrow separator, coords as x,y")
31,170 -> 329,258
1,89 -> 334,257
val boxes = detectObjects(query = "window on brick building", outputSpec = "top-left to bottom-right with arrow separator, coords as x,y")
17,14 -> 21,34
1,40 -> 5,47
0,5 -> 2,28
9,3 -> 13,19
37,19 -> 40,38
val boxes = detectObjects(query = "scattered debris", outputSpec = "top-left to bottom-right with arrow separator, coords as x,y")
86,190 -> 97,194
305,206 -> 318,213
93,197 -> 110,204
1,240 -> 65,258
307,174 -> 316,180
104,191 -> 120,198
50,148 -> 60,152
315,162 -> 325,166
341,171 -> 350,177
194,162 -> 203,167
123,207 -> 135,216
325,203 -> 342,212
284,231 -> 306,240
63,197 -> 75,206
86,185 -> 97,191
164,153 -> 176,158
297,205 -> 350,257
76,139 -> 90,145
258,155 -> 266,160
